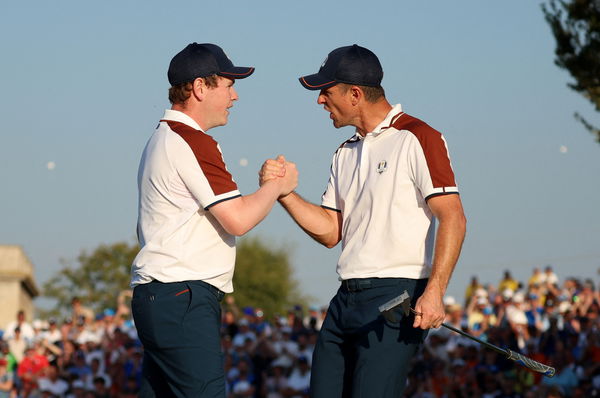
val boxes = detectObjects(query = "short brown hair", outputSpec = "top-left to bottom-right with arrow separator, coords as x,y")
338,83 -> 385,103
168,75 -> 220,104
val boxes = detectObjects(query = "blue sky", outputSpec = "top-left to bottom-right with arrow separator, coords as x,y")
1,0 -> 599,308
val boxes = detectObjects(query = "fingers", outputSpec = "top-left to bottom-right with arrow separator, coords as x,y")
278,160 -> 298,197
412,304 -> 423,329
412,297 -> 445,330
259,158 -> 286,186
258,156 -> 298,197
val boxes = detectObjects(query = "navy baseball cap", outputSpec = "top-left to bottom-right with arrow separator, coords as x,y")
168,43 -> 254,86
299,44 -> 383,90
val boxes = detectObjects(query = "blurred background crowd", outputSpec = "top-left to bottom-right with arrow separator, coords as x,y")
0,266 -> 599,398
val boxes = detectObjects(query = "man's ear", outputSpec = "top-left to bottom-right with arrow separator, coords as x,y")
350,85 -> 362,105
191,77 -> 207,100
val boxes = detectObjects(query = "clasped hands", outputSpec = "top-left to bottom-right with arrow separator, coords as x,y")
259,155 -> 297,198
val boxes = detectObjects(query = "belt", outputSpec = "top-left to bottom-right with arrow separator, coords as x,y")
341,278 -> 399,292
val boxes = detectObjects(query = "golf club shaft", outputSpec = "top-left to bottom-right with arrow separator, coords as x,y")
438,320 -> 555,377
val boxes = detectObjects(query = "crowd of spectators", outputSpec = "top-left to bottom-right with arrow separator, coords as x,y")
0,266 -> 598,397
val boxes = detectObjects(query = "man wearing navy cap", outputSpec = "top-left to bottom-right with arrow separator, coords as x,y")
131,43 -> 298,397
260,44 -> 467,397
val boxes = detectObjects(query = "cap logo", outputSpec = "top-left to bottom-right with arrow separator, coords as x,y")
377,160 -> 387,174
321,55 -> 329,68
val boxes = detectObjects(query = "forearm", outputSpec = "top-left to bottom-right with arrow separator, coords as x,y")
214,180 -> 281,236
426,212 -> 467,297
278,192 -> 340,248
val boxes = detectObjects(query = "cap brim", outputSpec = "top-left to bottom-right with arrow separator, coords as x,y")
219,66 -> 255,79
299,73 -> 337,90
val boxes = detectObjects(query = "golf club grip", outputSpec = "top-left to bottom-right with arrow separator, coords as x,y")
506,349 -> 555,377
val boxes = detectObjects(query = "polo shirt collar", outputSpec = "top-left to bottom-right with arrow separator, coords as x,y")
162,109 -> 204,132
354,104 -> 404,140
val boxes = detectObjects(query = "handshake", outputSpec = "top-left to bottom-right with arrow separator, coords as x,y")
259,155 -> 298,198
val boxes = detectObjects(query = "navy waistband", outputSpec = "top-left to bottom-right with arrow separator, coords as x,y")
340,278 -> 402,292
144,279 -> 225,302
193,280 -> 225,301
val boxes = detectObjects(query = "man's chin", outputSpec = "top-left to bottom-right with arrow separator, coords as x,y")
332,120 -> 344,129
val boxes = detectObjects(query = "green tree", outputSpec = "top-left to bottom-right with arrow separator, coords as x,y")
41,241 -> 139,318
232,236 -> 307,318
542,0 -> 600,142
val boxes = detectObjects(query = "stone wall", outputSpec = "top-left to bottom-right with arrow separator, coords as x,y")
0,245 -> 40,332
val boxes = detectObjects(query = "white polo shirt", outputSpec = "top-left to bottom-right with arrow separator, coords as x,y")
321,104 -> 459,280
131,109 -> 240,292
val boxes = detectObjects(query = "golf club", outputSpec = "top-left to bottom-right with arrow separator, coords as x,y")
378,290 -> 555,378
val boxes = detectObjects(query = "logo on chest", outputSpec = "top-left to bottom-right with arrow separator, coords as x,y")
376,160 -> 387,174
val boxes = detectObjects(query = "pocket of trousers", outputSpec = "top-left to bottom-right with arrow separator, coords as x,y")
149,285 -> 193,349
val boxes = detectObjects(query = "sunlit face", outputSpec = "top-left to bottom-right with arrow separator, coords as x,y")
317,84 -> 354,129
202,76 -> 238,130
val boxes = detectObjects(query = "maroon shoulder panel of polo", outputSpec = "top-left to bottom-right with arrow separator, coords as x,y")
392,114 -> 457,188
164,120 -> 238,195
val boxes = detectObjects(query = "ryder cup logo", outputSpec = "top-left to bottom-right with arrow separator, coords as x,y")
377,160 -> 387,174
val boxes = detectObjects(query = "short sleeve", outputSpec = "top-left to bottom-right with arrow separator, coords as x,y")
170,124 -> 240,209
321,152 -> 341,212
406,128 -> 458,201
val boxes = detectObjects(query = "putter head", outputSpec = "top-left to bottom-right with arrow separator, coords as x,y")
378,290 -> 411,322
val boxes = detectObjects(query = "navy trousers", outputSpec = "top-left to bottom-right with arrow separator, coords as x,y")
310,278 -> 428,398
132,280 -> 225,398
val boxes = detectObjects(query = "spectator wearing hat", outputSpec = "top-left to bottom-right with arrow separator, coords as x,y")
260,43 -> 466,398
131,42 -> 297,398
504,291 -> 531,349
252,307 -> 273,338
41,318 -> 62,345
541,265 -> 559,288
466,296 -> 497,339
232,319 -> 256,348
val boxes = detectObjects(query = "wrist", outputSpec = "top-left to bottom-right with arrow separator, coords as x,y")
278,191 -> 295,203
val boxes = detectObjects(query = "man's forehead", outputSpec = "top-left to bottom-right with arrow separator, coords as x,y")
218,76 -> 235,86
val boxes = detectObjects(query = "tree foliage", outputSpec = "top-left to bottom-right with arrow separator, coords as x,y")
543,0 -> 600,142
42,241 -> 139,318
41,237 -> 305,320
232,236 -> 307,318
